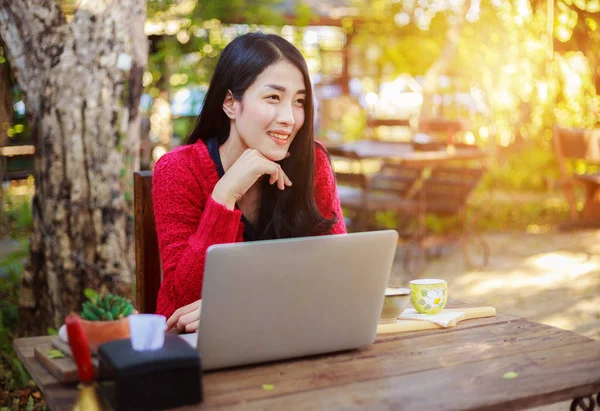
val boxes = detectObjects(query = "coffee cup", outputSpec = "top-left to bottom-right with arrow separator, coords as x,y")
409,279 -> 447,314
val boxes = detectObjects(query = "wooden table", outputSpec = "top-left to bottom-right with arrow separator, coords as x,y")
329,140 -> 487,165
14,300 -> 600,411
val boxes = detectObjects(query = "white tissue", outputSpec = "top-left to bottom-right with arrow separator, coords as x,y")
128,314 -> 167,351
398,308 -> 464,327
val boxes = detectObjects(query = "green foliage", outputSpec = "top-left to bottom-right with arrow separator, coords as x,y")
80,291 -> 133,321
467,191 -> 571,231
479,146 -> 561,192
3,193 -> 33,239
25,396 -> 34,411
47,349 -> 65,359
83,288 -> 99,303
173,117 -> 196,142
0,247 -> 31,392
145,0 -> 286,98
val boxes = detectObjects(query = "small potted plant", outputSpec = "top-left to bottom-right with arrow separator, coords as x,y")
79,289 -> 134,352
60,289 -> 135,352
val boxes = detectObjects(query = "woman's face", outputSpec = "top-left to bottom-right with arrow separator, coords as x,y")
228,60 -> 307,161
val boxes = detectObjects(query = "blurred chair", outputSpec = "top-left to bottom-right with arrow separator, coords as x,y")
327,146 -> 418,232
133,171 -> 161,314
417,117 -> 469,145
418,164 -> 488,271
553,125 -> 600,228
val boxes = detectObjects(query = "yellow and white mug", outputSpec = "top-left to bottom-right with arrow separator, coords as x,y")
409,279 -> 448,314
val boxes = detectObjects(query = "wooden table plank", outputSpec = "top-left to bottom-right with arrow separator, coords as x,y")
15,308 -> 596,411
199,340 -> 600,411
14,337 -> 79,411
193,319 -> 591,408
333,140 -> 487,163
14,336 -> 69,390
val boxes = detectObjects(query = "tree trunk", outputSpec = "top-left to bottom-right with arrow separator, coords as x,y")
0,0 -> 148,334
419,1 -> 469,118
0,39 -> 12,236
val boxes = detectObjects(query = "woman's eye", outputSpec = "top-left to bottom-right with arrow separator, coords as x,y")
267,95 -> 280,101
295,99 -> 305,105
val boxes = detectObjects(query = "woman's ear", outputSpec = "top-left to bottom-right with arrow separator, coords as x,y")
222,91 -> 236,119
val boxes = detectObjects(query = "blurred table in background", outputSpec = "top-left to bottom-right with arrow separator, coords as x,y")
326,140 -> 489,274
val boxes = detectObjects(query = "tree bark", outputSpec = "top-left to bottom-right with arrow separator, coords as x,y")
0,39 -> 12,236
419,1 -> 470,118
0,0 -> 147,334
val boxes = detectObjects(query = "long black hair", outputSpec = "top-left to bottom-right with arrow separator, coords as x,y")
185,32 -> 337,239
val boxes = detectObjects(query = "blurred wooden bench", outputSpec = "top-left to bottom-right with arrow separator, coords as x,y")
553,125 -> 600,228
329,143 -> 488,273
133,171 -> 161,314
328,146 -> 419,232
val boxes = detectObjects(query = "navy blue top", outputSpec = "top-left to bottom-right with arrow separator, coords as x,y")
206,136 -> 257,242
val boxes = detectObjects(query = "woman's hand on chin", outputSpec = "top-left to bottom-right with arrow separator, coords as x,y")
166,299 -> 202,334
212,148 -> 292,209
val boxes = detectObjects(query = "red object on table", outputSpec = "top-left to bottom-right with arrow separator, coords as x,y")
65,314 -> 95,383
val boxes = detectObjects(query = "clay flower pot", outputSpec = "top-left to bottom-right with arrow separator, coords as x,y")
79,317 -> 130,353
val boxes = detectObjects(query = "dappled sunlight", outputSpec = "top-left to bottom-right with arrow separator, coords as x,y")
453,251 -> 599,297
569,296 -> 600,316
460,342 -> 494,356
539,297 -> 600,332
436,342 -> 494,367
540,315 -> 576,332
529,252 -> 587,270
413,231 -> 600,342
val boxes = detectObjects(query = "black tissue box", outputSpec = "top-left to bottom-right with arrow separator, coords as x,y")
97,333 -> 203,411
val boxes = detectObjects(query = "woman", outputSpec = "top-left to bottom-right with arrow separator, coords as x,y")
152,32 -> 346,333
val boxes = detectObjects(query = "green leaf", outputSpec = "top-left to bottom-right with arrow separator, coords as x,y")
0,56 -> 6,64
11,357 -> 30,387
48,349 -> 65,359
503,371 -> 518,379
262,384 -> 274,391
47,327 -> 58,336
84,288 -> 99,303
26,395 -> 34,411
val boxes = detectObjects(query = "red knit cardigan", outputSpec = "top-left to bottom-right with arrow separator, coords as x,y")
152,140 -> 347,318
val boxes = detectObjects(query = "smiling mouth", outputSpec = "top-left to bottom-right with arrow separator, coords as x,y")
267,131 -> 290,142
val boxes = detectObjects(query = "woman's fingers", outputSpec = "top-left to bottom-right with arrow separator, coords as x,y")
260,158 -> 282,189
166,299 -> 201,332
180,307 -> 200,325
277,166 -> 285,190
166,310 -> 181,331
184,320 -> 200,333
176,301 -> 202,333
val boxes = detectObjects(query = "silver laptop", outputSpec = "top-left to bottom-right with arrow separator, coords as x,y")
194,230 -> 398,370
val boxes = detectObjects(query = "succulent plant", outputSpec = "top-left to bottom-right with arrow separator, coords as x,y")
80,289 -> 133,321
